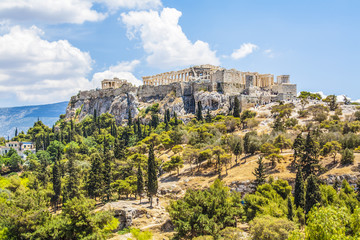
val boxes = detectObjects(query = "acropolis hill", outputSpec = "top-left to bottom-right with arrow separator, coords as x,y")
66,64 -> 297,124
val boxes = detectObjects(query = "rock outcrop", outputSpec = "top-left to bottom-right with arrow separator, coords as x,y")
65,80 -> 236,124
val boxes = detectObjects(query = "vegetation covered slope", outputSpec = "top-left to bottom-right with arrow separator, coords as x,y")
1,92 -> 360,239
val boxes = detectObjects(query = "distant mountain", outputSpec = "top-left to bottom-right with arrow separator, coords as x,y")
0,101 -> 68,138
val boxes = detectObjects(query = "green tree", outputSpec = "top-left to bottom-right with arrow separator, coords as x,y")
233,96 -> 240,118
341,148 -> 355,165
274,135 -> 292,153
294,165 -> 305,209
137,164 -> 144,203
253,157 -> 267,189
323,94 -> 338,111
65,157 -> 79,201
128,108 -> 132,126
250,215 -> 295,240
321,141 -> 342,163
52,159 -> 61,211
86,153 -> 103,200
287,197 -> 294,221
103,139 -> 113,202
305,174 -> 322,214
167,179 -> 243,239
147,144 -> 158,207
205,109 -> 212,123
305,206 -> 349,240
301,133 -> 319,178
197,101 -> 203,121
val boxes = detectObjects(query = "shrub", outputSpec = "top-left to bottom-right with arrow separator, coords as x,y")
249,215 -> 296,240
341,148 -> 354,165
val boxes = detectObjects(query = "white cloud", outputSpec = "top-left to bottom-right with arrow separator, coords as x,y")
0,25 -> 92,104
0,0 -> 106,24
121,8 -> 219,68
0,0 -> 162,24
231,43 -> 258,60
96,0 -> 161,11
264,49 -> 274,58
91,60 -> 142,87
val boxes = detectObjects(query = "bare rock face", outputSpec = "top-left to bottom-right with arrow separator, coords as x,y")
100,201 -> 147,230
194,90 -> 230,114
65,81 -> 239,123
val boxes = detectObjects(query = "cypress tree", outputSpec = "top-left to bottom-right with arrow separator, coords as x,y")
233,97 -> 240,118
166,109 -> 171,123
103,139 -> 113,202
305,174 -> 322,214
196,101 -> 203,121
15,128 -> 18,137
137,118 -> 142,140
164,109 -> 169,131
253,156 -> 267,189
114,139 -> 125,160
51,160 -> 61,212
287,197 -> 294,221
205,109 -> 212,123
301,132 -> 319,178
174,112 -> 178,126
137,164 -> 144,203
133,119 -> 137,133
93,109 -> 97,122
294,165 -> 305,209
151,112 -> 159,128
66,157 -> 79,200
86,153 -> 103,200
147,144 -> 158,207
128,108 -> 132,126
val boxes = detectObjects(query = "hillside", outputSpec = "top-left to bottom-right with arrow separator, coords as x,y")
2,92 -> 360,240
0,101 -> 68,138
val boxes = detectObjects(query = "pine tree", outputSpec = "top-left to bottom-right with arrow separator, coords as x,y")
196,101 -> 203,121
87,153 -> 103,200
294,165 -> 305,209
253,156 -> 267,188
137,164 -> 144,203
205,109 -> 212,123
301,132 -> 319,178
292,133 -> 305,162
305,174 -> 322,214
147,144 -> 158,207
128,108 -> 132,126
287,197 -> 294,221
233,97 -> 240,118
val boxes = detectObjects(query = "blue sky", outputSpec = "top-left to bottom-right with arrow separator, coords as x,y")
0,0 -> 359,107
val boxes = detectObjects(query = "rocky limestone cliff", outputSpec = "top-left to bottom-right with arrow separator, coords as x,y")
65,80 -> 238,123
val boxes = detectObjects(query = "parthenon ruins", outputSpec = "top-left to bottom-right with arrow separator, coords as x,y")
142,64 -> 275,88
